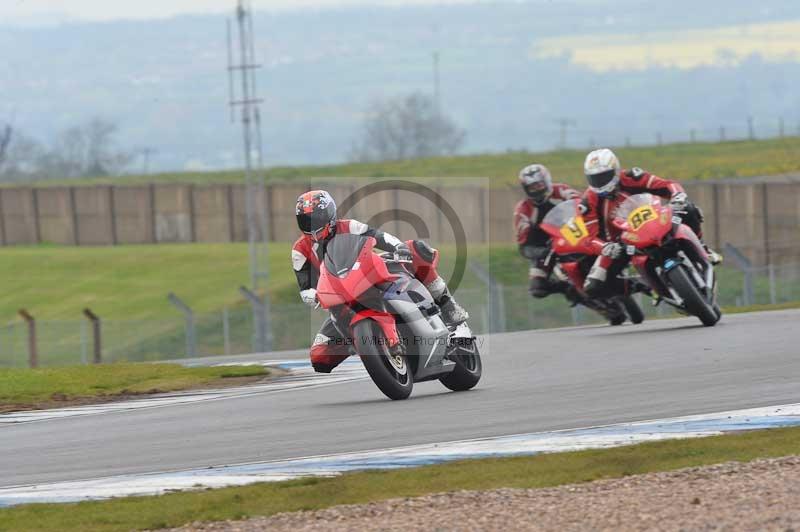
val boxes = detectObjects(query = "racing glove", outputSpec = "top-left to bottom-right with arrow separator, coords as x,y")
601,242 -> 623,259
394,243 -> 413,262
300,288 -> 318,308
669,192 -> 689,213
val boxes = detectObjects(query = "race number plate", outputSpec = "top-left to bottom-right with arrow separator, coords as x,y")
627,205 -> 657,231
560,216 -> 589,246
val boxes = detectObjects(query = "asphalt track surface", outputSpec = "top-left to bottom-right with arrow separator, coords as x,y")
2,309 -> 799,488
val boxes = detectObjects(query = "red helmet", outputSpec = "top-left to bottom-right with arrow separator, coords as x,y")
296,190 -> 337,242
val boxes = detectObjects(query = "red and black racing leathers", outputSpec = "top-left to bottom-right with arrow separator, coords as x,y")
513,183 -> 582,298
292,219 -> 442,373
581,168 -> 704,297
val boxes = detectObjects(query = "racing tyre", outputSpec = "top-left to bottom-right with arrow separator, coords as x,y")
440,338 -> 482,392
609,313 -> 626,326
621,296 -> 645,324
354,319 -> 413,400
666,265 -> 720,327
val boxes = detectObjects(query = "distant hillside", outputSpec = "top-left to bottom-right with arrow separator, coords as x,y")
30,137 -> 800,188
3,0 -> 800,172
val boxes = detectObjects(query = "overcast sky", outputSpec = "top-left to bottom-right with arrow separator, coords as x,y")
1,0 -> 489,24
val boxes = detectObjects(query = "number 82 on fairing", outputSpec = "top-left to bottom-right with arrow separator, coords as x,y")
627,206 -> 657,231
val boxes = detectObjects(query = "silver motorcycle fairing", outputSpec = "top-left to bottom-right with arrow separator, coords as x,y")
382,272 -> 455,382
450,322 -> 474,340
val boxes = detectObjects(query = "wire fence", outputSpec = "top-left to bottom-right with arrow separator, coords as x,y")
2,262 -> 799,368
549,114 -> 800,152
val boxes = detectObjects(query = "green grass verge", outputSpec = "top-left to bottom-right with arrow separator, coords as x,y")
0,241 -> 495,322
0,242 -> 489,364
2,425 -> 799,532
1,242 -> 798,364
0,243 -> 298,321
0,363 -> 267,408
24,137 -> 800,188
721,301 -> 800,314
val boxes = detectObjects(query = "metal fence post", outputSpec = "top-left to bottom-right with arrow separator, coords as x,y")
724,243 -> 754,306
223,307 -> 231,356
571,305 -> 582,326
263,294 -> 274,350
769,263 -> 777,305
496,283 -> 507,332
80,320 -> 88,365
0,324 -> 6,367
468,262 -> 506,333
83,308 -> 102,364
168,293 -> 196,357
239,286 -> 270,352
18,309 -> 37,368
6,324 -> 17,367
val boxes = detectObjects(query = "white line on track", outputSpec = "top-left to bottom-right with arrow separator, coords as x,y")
2,402 -> 798,506
0,360 -> 367,425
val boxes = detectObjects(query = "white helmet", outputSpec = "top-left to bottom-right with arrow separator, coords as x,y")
518,163 -> 553,205
584,148 -> 620,196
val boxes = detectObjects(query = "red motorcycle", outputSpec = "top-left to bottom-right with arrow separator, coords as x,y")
315,232 -> 482,400
540,199 -> 645,325
612,193 -> 721,326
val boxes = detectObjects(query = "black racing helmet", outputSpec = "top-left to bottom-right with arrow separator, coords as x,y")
296,190 -> 337,242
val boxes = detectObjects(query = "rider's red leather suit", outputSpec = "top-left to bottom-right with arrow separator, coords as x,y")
582,169 -> 686,275
292,219 -> 440,372
513,183 -> 582,249
513,183 -> 581,298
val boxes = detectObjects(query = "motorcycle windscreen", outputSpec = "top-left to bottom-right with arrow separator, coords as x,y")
541,199 -> 581,232
540,199 -> 592,253
615,193 -> 670,247
317,233 -> 393,308
324,233 -> 371,278
614,193 -> 660,227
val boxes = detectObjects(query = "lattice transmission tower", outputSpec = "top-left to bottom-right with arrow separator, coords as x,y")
227,0 -> 270,291
227,0 -> 273,351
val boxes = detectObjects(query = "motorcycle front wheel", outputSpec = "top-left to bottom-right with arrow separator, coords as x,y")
440,337 -> 482,392
354,319 -> 413,400
666,265 -> 720,327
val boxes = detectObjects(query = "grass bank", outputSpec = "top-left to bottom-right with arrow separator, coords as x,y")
721,301 -> 800,314
24,137 -> 800,188
0,243 -> 296,321
0,363 -> 268,412
6,242 -> 796,322
2,425 -> 799,532
1,242 -> 797,364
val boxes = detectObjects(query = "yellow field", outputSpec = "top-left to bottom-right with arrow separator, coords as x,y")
532,20 -> 800,71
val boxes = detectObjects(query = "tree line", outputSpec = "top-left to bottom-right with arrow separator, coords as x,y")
0,95 -> 466,182
349,93 -> 466,163
0,118 -> 132,183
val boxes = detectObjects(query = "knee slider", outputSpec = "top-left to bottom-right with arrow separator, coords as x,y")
529,277 -> 549,298
312,363 -> 335,374
584,279 -> 603,298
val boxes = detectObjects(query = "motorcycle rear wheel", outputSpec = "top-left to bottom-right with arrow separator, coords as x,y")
439,338 -> 482,392
666,265 -> 720,327
354,319 -> 413,400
